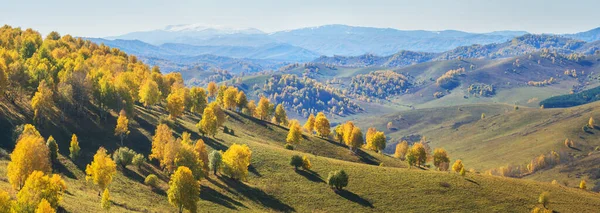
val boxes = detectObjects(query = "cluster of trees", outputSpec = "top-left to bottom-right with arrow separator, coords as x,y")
348,70 -> 411,99
364,128 -> 386,153
467,83 -> 495,97
0,25 -> 218,127
486,150 -> 566,177
436,68 -> 465,89
333,121 -> 364,152
258,74 -> 361,117
2,124 -> 69,212
563,69 -> 579,78
393,138 -> 451,171
303,112 -> 331,138
539,85 -> 600,108
527,77 -> 556,87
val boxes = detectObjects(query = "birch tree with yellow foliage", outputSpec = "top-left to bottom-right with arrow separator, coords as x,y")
86,147 -> 117,194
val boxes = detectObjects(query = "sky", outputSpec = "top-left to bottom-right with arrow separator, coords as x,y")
2,0 -> 600,37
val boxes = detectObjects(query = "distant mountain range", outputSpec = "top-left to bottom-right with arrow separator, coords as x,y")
87,24 -> 600,73
105,24 -> 532,56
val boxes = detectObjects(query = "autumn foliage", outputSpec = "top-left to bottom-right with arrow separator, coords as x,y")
222,144 -> 252,180
8,133 -> 51,190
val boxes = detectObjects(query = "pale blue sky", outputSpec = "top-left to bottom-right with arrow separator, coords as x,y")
2,0 -> 600,37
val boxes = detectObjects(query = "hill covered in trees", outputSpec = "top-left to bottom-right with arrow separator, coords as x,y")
313,34 -> 600,68
1,25 -> 600,212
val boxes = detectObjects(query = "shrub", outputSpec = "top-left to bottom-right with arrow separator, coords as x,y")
459,167 -> 466,176
538,192 -> 550,209
284,144 -> 294,150
290,155 -> 303,170
132,154 -> 146,168
144,174 -> 159,188
302,156 -> 312,170
580,179 -> 586,190
112,147 -> 136,168
327,170 -> 349,191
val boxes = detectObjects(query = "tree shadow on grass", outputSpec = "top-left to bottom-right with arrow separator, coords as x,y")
248,165 -> 262,177
335,190 -> 374,208
121,167 -> 145,184
200,185 -> 247,210
201,136 -> 229,151
218,176 -> 295,212
151,187 -> 166,196
294,169 -> 324,183
54,160 -> 77,179
355,149 -> 379,166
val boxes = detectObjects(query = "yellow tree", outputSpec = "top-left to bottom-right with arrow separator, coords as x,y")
162,139 -> 182,173
216,85 -> 227,106
369,131 -> 386,153
31,80 -> 54,121
150,124 -> 174,165
188,87 -> 208,114
347,127 -> 364,152
16,171 -> 66,212
394,140 -> 409,160
175,143 -> 203,179
580,179 -> 586,190
589,117 -> 595,128
246,100 -> 257,116
365,127 -> 376,148
138,78 -> 161,107
101,188 -> 110,211
274,104 -> 288,126
222,144 -> 252,180
207,82 -> 218,99
7,134 -> 51,190
236,91 -> 248,111
168,166 -> 200,213
333,125 -> 344,143
35,199 -> 55,213
255,97 -> 272,120
198,107 -> 218,137
114,109 -> 130,146
167,88 -> 186,120
452,159 -> 464,173
433,148 -> 450,171
180,132 -> 192,145
69,134 -> 80,159
342,121 -> 356,145
406,143 -> 427,167
314,112 -> 330,138
0,189 -> 12,212
194,139 -> 210,175
223,86 -> 239,110
207,102 -> 226,127
303,113 -> 315,134
86,147 -> 117,193
20,124 -> 42,140
286,120 -> 302,144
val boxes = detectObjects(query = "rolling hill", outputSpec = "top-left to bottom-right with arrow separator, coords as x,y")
1,92 -> 600,212
359,101 -> 600,192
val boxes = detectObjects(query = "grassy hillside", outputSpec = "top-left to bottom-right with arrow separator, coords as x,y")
2,96 -> 600,212
362,102 -> 600,192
